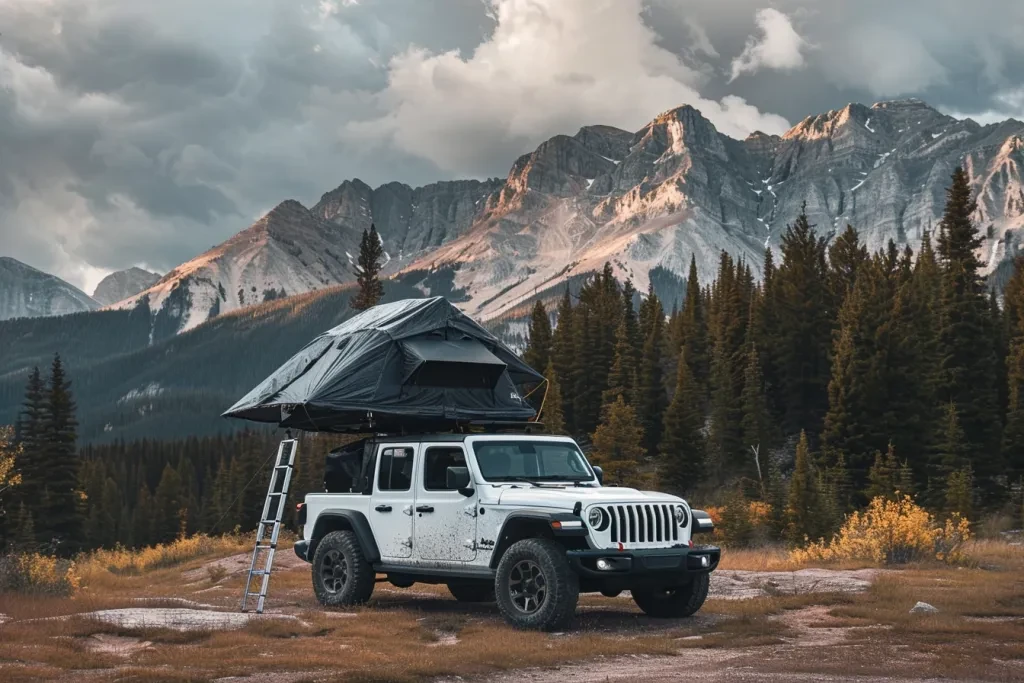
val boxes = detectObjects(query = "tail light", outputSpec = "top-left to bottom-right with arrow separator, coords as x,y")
296,503 -> 307,526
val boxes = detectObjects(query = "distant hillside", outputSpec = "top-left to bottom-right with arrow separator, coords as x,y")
0,271 -> 497,443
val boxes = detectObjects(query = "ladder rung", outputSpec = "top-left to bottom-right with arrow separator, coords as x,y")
246,592 -> 264,597
260,519 -> 279,525
255,544 -> 276,550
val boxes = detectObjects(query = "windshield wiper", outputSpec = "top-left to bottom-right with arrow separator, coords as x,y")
492,475 -> 593,486
492,476 -> 543,487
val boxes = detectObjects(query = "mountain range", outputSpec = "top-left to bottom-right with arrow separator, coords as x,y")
5,97 -> 1022,330
2,97 -> 1024,441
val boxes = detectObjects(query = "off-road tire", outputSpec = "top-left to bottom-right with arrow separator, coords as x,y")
312,531 -> 375,607
631,573 -> 710,618
495,538 -> 579,631
447,581 -> 496,603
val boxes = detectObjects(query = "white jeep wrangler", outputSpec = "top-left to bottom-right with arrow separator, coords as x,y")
294,433 -> 719,631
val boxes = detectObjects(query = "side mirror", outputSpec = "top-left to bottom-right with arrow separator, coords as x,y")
592,466 -> 604,485
447,466 -> 474,496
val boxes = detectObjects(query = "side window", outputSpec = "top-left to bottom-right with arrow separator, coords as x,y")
423,447 -> 467,491
377,447 -> 414,491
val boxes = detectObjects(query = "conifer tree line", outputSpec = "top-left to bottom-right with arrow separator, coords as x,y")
523,168 -> 1024,537
1,350 -> 342,553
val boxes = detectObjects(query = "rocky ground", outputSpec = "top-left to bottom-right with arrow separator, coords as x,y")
1,542 -> 1021,682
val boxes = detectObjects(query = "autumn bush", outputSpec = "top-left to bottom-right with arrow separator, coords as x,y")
0,552 -> 80,596
791,495 -> 971,565
705,498 -> 775,548
78,533 -> 248,578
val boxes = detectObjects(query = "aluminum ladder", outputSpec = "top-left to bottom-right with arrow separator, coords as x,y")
241,438 -> 298,614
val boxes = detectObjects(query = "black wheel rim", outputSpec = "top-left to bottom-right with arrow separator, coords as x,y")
508,560 -> 547,614
650,587 -> 677,599
321,549 -> 348,594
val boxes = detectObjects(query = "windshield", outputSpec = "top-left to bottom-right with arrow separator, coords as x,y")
473,440 -> 595,482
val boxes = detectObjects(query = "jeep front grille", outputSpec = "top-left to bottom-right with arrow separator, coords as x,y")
604,504 -> 679,545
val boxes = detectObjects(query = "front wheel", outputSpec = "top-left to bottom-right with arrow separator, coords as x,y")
495,538 -> 579,631
631,573 -> 710,618
311,531 -> 375,607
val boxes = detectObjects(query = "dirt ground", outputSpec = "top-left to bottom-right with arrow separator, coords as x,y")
1,542 -> 1021,682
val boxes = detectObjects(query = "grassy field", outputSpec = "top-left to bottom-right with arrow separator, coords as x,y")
0,536 -> 1021,682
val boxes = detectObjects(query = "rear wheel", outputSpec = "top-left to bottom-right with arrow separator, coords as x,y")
447,581 -> 495,603
495,538 -> 578,631
312,531 -> 375,607
631,573 -> 710,618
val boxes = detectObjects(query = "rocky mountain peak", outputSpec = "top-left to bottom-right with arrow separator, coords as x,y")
0,257 -> 99,321
92,267 -> 161,306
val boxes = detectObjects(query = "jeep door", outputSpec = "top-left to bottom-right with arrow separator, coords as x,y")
414,445 -> 477,562
371,444 -> 416,559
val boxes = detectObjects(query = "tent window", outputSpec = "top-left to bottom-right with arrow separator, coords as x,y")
377,447 -> 413,491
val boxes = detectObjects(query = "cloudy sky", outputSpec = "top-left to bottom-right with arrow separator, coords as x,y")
2,0 -> 1022,292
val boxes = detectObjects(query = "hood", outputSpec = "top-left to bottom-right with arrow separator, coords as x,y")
495,485 -> 682,509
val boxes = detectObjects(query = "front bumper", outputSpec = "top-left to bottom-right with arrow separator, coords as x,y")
566,545 -> 720,579
294,540 -> 310,563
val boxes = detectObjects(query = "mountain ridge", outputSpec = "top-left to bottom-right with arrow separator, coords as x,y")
11,97 -> 1024,330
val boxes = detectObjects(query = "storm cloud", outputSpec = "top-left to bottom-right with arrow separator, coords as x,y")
0,0 -> 1021,290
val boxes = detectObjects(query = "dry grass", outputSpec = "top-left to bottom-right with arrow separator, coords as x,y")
1,536 -> 1022,681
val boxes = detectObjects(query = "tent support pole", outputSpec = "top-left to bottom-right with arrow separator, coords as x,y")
523,379 -> 549,423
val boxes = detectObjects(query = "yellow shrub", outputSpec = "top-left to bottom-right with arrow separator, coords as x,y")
0,553 -> 80,596
79,533 -> 248,578
791,495 -> 971,565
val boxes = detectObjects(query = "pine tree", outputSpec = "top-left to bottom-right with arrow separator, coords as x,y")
523,300 -> 553,374
935,167 -> 1001,484
591,396 -> 648,488
935,402 -> 969,485
767,207 -> 832,435
864,444 -> 900,501
15,367 -> 46,529
350,224 -> 385,310
134,484 -> 155,548
1005,340 -> 1024,482
828,224 -> 869,315
822,259 -> 893,494
551,287 -> 576,431
153,463 -> 184,544
637,290 -> 667,457
944,465 -> 974,519
740,343 -> 772,478
603,317 -> 638,407
42,354 -> 82,554
659,351 -> 706,495
708,253 -> 749,477
1003,257 -> 1024,482
681,255 -> 710,389
541,360 -> 566,435
786,431 -> 828,544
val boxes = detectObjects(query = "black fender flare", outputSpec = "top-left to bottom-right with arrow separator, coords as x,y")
691,509 -> 714,535
309,509 -> 382,564
489,510 -> 586,568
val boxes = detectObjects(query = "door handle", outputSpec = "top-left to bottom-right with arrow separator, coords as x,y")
374,505 -> 393,512
415,505 -> 434,513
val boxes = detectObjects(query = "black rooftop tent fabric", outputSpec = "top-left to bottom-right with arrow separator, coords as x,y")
222,297 -> 545,433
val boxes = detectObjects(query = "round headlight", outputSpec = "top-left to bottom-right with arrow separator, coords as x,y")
674,505 -> 688,526
588,507 -> 605,528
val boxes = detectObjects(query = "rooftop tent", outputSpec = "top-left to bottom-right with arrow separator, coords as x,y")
222,297 -> 545,433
